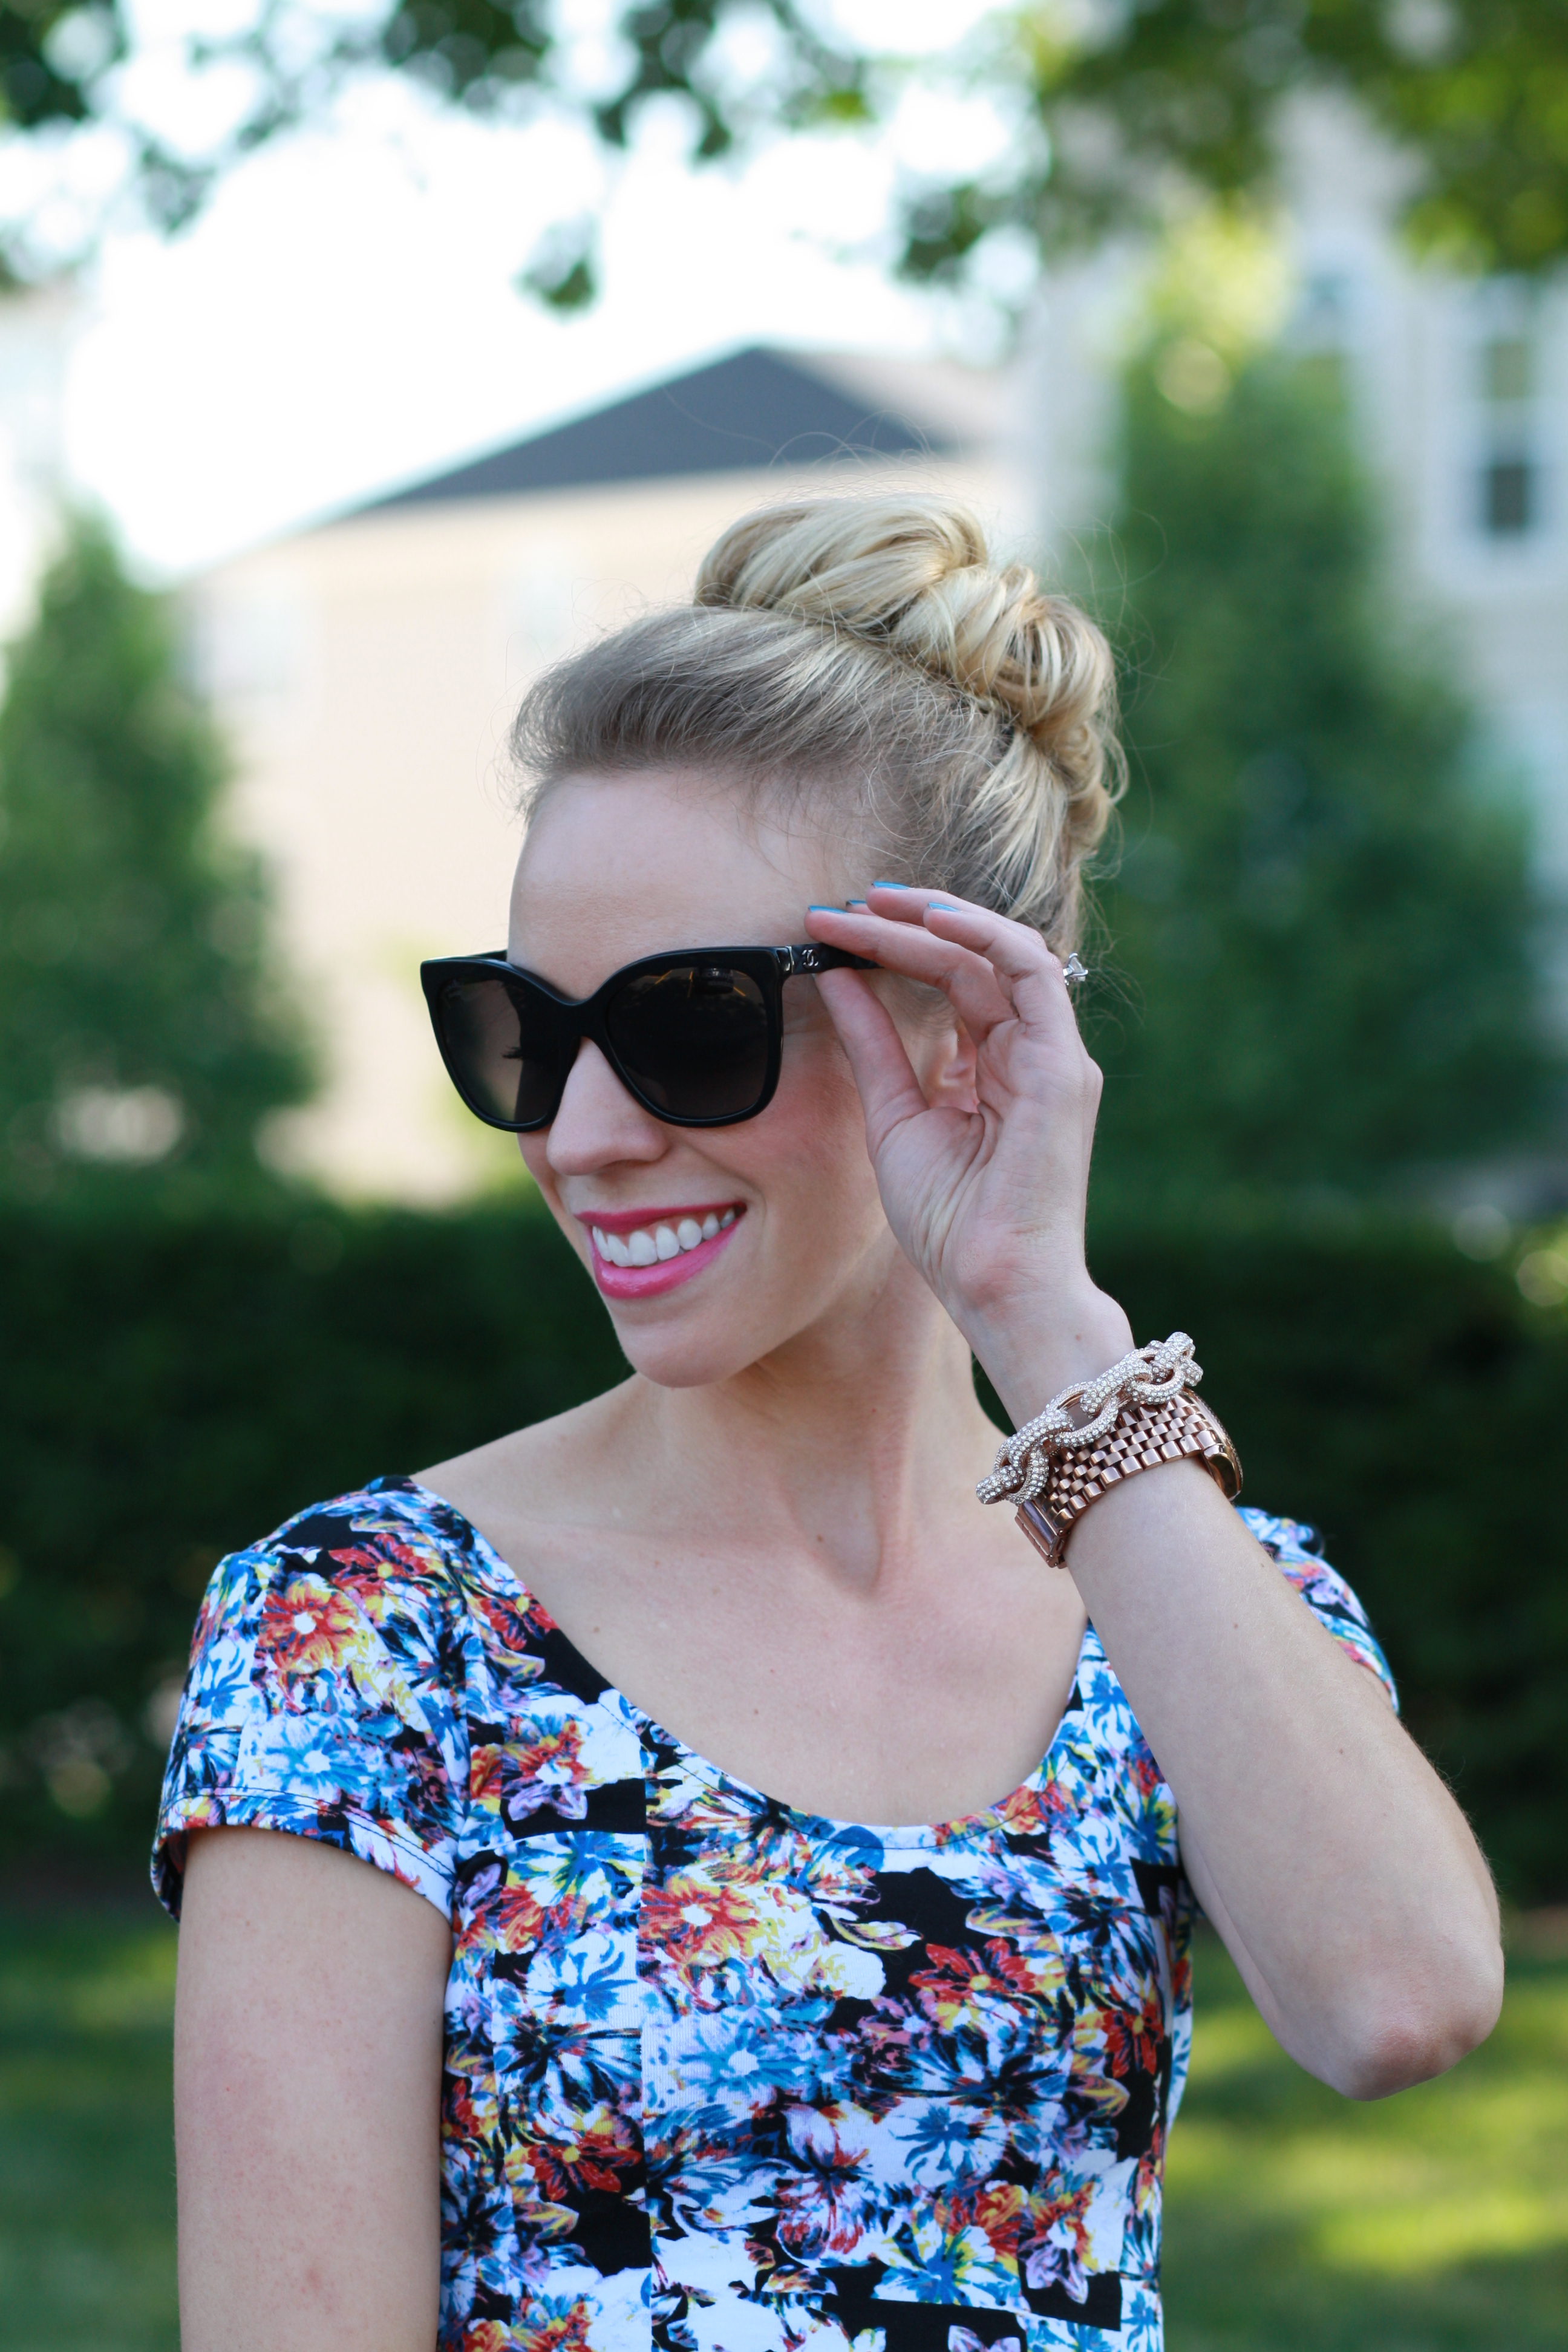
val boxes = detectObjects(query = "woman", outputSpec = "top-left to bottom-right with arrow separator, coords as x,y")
157,496 -> 1501,2352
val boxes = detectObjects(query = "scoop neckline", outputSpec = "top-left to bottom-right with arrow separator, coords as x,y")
388,1475 -> 1097,1848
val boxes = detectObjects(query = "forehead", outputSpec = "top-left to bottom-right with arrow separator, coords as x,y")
509,768 -> 852,988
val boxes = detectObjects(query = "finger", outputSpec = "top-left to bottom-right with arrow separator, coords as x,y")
817,890 -> 1078,1054
909,897 -> 1083,1042
805,904 -> 1013,1042
855,885 -> 1076,1020
874,896 -> 1100,1148
814,968 -> 936,1157
912,895 -> 1068,990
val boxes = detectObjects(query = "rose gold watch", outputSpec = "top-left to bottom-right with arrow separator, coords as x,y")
1014,1391 -> 1242,1569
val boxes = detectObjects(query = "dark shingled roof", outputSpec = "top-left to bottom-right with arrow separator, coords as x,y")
362,346 -> 952,511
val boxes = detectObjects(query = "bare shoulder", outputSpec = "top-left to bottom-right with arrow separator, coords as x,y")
415,1375 -> 642,1543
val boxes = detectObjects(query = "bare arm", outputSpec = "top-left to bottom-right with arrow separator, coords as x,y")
811,883 -> 1504,2100
175,1826 -> 451,2351
1057,1458 -> 1501,2098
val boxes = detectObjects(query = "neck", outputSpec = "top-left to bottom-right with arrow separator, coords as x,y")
625,1257 -> 999,1590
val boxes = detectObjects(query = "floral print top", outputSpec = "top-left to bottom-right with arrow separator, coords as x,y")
154,1479 -> 1394,2352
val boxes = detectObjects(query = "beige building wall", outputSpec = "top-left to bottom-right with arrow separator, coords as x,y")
0,283 -> 76,638
197,448 -> 1014,1203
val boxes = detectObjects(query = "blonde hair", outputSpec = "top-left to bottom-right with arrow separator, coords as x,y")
511,493 -> 1122,950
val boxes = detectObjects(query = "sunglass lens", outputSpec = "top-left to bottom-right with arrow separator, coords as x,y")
606,962 -> 771,1120
438,975 -> 567,1129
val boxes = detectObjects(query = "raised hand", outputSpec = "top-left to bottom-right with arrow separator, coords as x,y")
806,884 -> 1132,1408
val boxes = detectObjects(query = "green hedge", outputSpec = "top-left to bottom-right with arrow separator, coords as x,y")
2,1204 -> 1564,1902
1080,1224 -> 1568,1905
0,1203 -> 626,1870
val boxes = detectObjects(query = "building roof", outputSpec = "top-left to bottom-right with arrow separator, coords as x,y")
362,345 -> 958,511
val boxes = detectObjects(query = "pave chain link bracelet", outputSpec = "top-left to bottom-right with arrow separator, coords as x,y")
976,1333 -> 1242,1568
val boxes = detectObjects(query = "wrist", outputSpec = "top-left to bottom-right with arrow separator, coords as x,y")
964,1285 -> 1135,1430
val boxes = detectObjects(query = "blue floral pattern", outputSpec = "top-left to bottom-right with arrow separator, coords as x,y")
154,1480 -> 1394,2352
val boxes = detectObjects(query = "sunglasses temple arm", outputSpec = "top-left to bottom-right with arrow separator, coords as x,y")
784,944 -> 877,976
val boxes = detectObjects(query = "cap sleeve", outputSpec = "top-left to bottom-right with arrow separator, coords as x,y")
152,1489 -> 471,1922
1238,1506 -> 1398,1711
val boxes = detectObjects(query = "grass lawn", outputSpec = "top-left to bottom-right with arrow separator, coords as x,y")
0,1903 -> 1563,2351
0,1900 -> 178,2352
1165,1922 -> 1568,2350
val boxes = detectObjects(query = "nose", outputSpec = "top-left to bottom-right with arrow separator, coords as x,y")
544,1036 -> 668,1176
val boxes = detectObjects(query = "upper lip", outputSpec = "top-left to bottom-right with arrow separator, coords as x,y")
573,1203 -> 743,1235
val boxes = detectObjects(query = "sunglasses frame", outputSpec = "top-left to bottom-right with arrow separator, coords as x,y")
420,941 -> 876,1133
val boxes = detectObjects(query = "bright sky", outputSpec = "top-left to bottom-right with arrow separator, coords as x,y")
19,0 -> 1011,580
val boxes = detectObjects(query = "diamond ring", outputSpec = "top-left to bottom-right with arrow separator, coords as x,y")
1062,953 -> 1088,986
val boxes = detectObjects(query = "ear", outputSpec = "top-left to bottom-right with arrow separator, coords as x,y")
914,1004 -> 979,1114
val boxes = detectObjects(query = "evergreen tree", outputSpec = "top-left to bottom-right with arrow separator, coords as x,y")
0,514 -> 312,1202
1080,354 -> 1556,1226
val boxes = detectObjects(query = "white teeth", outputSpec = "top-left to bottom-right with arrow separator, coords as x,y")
598,1210 -> 740,1268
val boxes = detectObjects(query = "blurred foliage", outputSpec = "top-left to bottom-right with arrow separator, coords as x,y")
3,2 -> 1567,286
0,0 -> 108,132
904,0 -> 1568,285
1075,347 -> 1558,1221
0,0 -> 868,281
1077,1221 -> 1568,1909
2,1201 -> 1566,1903
0,1198 -> 627,1868
0,514 -> 313,1206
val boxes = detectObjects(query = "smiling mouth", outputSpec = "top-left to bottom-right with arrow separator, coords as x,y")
587,1206 -> 738,1269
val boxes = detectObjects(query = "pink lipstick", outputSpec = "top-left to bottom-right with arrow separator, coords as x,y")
578,1204 -> 745,1300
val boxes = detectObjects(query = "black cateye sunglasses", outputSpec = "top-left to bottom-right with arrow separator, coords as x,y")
420,942 -> 875,1132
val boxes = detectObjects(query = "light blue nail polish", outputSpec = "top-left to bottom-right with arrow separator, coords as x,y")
869,880 -> 908,889
806,904 -> 840,912
927,903 -> 958,912
846,898 -> 868,907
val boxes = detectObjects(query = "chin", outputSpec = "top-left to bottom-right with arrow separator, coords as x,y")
620,1342 -> 756,1391
603,1299 -> 781,1391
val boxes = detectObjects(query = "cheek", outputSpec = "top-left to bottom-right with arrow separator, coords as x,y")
516,1134 -> 564,1210
512,1032 -> 884,1271
754,1031 -> 881,1222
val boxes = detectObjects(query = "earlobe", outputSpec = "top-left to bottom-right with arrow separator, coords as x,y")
927,1019 -> 979,1112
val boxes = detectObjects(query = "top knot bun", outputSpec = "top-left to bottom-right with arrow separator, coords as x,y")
512,490 -> 1122,952
694,495 -> 1117,841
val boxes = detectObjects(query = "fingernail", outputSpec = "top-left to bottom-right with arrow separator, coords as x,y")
806,904 -> 840,912
926,903 -> 958,912
869,880 -> 907,889
846,898 -> 868,907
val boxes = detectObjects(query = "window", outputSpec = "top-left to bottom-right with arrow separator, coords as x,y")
1485,457 -> 1533,535
1291,271 -> 1353,402
1477,325 -> 1541,540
